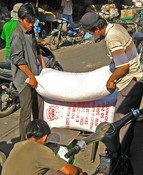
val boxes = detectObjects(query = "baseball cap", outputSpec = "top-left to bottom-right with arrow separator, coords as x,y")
80,12 -> 99,30
11,3 -> 23,19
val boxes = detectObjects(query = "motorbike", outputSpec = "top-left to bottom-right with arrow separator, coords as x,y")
64,108 -> 143,175
0,46 -> 63,118
37,11 -> 57,39
48,18 -> 85,51
0,62 -> 19,118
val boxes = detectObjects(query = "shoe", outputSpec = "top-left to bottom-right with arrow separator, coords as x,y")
0,151 -> 6,167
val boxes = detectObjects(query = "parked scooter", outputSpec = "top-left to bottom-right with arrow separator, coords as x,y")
49,18 -> 85,50
0,46 -> 63,118
65,108 -> 143,175
38,11 -> 57,39
0,62 -> 19,118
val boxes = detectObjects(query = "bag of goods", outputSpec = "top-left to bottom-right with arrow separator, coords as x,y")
35,65 -> 115,102
43,92 -> 117,132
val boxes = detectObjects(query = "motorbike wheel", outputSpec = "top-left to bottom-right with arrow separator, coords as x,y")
80,31 -> 86,43
49,35 -> 63,51
0,82 -> 19,118
73,30 -> 85,45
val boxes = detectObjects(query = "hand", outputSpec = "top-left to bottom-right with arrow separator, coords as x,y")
42,40 -> 48,46
60,164 -> 83,175
39,40 -> 48,46
37,38 -> 48,46
106,79 -> 116,90
28,76 -> 38,88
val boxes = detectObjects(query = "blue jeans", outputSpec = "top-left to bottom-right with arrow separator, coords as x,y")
37,56 -> 51,73
62,14 -> 73,25
6,57 -> 10,62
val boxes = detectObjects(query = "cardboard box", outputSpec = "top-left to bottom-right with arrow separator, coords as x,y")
101,4 -> 115,11
120,9 -> 135,20
133,2 -> 143,8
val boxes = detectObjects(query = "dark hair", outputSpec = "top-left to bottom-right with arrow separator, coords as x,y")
86,17 -> 107,32
18,3 -> 38,22
26,119 -> 51,139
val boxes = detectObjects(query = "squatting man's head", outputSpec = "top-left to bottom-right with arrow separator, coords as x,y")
25,119 -> 51,145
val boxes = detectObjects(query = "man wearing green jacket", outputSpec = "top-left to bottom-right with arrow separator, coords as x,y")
0,3 -> 23,62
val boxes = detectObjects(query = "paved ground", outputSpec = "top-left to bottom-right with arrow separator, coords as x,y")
0,42 -> 106,175
0,41 -> 143,174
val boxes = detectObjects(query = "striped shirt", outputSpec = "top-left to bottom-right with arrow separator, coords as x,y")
61,0 -> 73,15
105,23 -> 143,91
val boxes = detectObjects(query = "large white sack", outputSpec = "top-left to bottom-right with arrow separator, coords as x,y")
35,65 -> 114,102
43,92 -> 117,132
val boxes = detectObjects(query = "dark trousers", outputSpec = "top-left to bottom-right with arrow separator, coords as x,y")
19,84 -> 44,140
114,80 -> 143,154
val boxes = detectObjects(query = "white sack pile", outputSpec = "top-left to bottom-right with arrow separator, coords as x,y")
35,65 -> 114,102
43,92 -> 117,132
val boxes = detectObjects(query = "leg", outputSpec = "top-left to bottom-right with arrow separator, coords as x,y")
6,57 -> 10,62
114,80 -> 143,153
19,85 -> 33,140
62,14 -> 68,21
37,56 -> 50,73
43,56 -> 50,68
32,90 -> 44,120
37,59 -> 41,73
68,15 -> 73,25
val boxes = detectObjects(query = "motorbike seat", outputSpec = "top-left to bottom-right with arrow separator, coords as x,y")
0,62 -> 11,70
68,23 -> 81,31
134,32 -> 143,41
38,12 -> 56,22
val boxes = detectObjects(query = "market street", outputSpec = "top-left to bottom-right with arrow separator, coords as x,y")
0,39 -> 143,174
